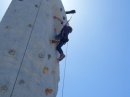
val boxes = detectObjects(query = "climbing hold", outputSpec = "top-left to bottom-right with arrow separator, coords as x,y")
63,17 -> 65,20
19,0 -> 23,1
28,24 -> 32,27
46,14 -> 49,17
9,49 -> 15,55
51,71 -> 55,76
39,54 -> 44,58
43,68 -> 49,74
19,80 -> 25,85
14,10 -> 18,13
54,28 -> 56,32
57,60 -> 59,63
48,54 -> 51,59
5,26 -> 10,30
49,89 -> 53,94
60,8 -> 62,11
45,88 -> 49,95
35,5 -> 38,8
1,86 -> 7,92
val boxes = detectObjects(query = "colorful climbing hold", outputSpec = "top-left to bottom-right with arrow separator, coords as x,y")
5,26 -> 10,30
39,54 -> 44,58
63,16 -> 65,20
45,88 -> 49,95
14,10 -> 18,13
1,86 -> 7,92
60,8 -> 62,12
54,28 -> 56,32
45,89 -> 53,95
35,5 -> 38,8
48,54 -> 51,60
9,49 -> 15,55
46,14 -> 49,17
51,71 -> 55,76
19,80 -> 25,85
43,68 -> 49,74
28,24 -> 32,27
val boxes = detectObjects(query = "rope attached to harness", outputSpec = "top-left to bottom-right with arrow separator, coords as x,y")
62,42 -> 68,97
61,14 -> 74,97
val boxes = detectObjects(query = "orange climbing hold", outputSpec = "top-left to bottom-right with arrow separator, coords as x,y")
45,88 -> 53,95
57,60 -> 59,63
54,28 -> 56,32
45,88 -> 49,96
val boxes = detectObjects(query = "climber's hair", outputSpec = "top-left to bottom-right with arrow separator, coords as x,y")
68,26 -> 72,33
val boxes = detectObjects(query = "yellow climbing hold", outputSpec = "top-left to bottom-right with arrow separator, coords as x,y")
51,71 -> 55,76
43,68 -> 49,74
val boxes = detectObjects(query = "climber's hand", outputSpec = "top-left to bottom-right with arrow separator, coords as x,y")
53,16 -> 57,19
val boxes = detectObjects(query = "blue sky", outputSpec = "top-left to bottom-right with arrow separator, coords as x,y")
58,0 -> 130,97
0,0 -> 130,97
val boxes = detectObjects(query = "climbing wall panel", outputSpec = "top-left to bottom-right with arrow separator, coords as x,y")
0,0 -> 67,97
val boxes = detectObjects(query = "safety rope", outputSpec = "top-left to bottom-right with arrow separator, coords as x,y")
62,42 -> 69,97
65,14 -> 74,26
10,0 -> 43,96
61,13 -> 74,97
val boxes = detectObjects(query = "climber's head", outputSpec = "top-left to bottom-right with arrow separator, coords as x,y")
68,26 -> 73,33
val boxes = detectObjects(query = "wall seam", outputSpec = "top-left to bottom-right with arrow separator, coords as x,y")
10,0 -> 43,96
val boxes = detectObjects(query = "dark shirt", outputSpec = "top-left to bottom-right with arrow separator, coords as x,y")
60,22 -> 69,43
61,22 -> 69,37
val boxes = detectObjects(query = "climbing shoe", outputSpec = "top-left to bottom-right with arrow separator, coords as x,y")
58,54 -> 65,61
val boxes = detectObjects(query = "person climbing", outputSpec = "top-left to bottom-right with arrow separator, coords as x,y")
53,16 -> 73,61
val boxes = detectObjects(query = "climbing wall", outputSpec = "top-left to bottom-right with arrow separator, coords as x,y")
0,0 -> 67,97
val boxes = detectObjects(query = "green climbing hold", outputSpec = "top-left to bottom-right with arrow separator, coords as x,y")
60,8 -> 62,11
48,54 -> 51,59
63,16 -> 65,20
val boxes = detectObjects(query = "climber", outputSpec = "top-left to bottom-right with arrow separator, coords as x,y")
53,16 -> 73,61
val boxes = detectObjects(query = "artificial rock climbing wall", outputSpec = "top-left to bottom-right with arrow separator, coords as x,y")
0,0 -> 67,97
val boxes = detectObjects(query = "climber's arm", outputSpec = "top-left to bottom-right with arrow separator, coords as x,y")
53,16 -> 63,24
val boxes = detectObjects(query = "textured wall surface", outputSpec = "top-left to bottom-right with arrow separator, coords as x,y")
0,0 -> 67,97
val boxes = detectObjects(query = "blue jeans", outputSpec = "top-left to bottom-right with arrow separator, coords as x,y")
56,41 -> 64,54
55,33 -> 62,40
55,33 -> 64,54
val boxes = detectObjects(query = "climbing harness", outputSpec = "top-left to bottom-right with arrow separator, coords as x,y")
60,14 -> 74,31
60,14 -> 74,40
